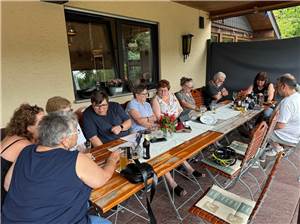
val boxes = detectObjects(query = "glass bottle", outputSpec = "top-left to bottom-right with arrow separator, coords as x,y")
142,137 -> 151,159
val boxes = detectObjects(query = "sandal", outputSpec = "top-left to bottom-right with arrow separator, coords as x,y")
192,170 -> 206,178
174,185 -> 187,197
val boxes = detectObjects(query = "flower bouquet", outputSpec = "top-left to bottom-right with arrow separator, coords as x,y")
159,113 -> 177,137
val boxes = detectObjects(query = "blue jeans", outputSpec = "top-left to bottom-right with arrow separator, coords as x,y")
263,107 -> 273,118
88,215 -> 111,224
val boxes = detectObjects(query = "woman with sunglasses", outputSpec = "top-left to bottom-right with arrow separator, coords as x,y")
82,91 -> 131,147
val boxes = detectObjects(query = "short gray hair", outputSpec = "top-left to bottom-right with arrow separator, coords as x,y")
277,74 -> 298,90
213,72 -> 226,80
38,112 -> 77,147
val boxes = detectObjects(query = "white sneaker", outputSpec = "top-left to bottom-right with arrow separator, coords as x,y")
265,146 -> 284,157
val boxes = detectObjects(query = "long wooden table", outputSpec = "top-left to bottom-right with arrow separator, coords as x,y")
90,131 -> 223,213
90,105 -> 264,214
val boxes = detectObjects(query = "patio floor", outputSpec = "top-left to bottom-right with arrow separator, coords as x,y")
99,132 -> 300,224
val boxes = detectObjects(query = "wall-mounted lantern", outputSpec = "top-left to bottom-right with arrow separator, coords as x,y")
182,34 -> 193,62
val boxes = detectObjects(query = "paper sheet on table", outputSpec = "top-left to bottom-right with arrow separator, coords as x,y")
139,121 -> 211,163
208,104 -> 241,120
120,133 -> 137,143
108,142 -> 133,152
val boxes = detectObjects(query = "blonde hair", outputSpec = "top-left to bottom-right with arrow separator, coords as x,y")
46,96 -> 71,113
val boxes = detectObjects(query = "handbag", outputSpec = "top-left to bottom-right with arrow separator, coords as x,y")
121,162 -> 154,184
121,159 -> 158,224
211,147 -> 237,167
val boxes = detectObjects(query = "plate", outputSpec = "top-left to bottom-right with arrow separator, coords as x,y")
200,115 -> 217,125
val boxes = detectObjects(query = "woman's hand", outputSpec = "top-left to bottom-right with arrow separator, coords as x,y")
111,125 -> 122,135
107,151 -> 120,164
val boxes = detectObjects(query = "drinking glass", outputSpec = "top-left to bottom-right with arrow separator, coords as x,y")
210,101 -> 217,113
200,105 -> 207,116
132,144 -> 142,160
232,91 -> 238,101
119,148 -> 128,171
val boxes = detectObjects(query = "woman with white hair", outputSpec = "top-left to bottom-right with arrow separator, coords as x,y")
204,71 -> 229,107
2,112 -> 118,224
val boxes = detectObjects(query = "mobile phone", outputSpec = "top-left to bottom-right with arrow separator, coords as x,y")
150,137 -> 167,143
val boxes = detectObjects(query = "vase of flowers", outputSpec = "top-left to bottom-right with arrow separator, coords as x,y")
107,79 -> 123,95
159,113 -> 177,138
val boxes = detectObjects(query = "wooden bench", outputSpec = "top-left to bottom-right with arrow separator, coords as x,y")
191,87 -> 205,107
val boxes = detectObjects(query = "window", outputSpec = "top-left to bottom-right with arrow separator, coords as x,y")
222,36 -> 235,43
211,33 -> 219,43
65,10 -> 159,100
237,38 -> 249,42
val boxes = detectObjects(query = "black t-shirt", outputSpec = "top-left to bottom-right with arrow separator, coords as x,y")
204,81 -> 225,106
82,102 -> 130,144
253,83 -> 270,101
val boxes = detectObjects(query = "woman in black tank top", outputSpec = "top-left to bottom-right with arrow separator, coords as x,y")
244,72 -> 275,103
1,104 -> 44,205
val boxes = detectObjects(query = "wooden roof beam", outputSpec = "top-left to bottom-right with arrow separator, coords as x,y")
210,1 -> 300,20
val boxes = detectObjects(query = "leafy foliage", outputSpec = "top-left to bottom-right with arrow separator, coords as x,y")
159,113 -> 177,133
273,6 -> 300,38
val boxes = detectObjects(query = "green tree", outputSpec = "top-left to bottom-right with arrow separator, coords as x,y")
273,6 -> 300,38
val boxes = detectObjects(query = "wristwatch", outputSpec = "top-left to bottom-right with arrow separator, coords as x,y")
120,124 -> 124,131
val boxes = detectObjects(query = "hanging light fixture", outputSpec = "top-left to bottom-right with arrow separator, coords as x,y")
67,24 -> 77,36
67,22 -> 77,46
182,34 -> 194,62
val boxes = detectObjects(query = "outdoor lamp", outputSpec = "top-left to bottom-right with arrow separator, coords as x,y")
182,34 -> 194,62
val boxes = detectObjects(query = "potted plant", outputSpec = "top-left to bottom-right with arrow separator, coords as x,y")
106,79 -> 123,96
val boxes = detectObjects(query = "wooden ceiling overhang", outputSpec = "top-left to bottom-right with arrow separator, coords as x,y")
175,1 -> 300,20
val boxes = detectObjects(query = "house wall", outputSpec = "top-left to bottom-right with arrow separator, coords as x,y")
1,1 -> 211,127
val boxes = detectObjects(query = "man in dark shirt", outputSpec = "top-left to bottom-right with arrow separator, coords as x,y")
205,71 -> 229,107
82,91 -> 131,146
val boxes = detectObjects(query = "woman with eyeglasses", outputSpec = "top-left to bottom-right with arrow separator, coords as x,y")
82,91 -> 131,147
176,77 -> 199,112
152,80 -> 205,197
152,79 -> 183,119
46,96 -> 86,152
126,84 -> 156,133
2,113 -> 118,224
1,104 -> 44,206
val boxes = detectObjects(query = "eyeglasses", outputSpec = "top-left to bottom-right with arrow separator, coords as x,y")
158,89 -> 168,93
138,92 -> 149,96
62,107 -> 73,112
185,85 -> 194,89
94,103 -> 108,109
68,129 -> 80,136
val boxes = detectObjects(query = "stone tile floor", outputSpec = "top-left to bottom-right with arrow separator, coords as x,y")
96,131 -> 300,224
